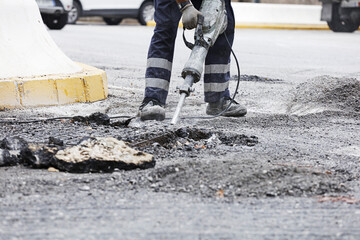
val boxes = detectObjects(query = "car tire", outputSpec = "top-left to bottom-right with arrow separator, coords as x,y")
68,1 -> 82,24
42,13 -> 68,30
327,3 -> 359,33
103,17 -> 123,25
138,1 -> 154,26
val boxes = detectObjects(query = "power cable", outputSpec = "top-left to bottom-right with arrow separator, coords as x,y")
0,115 -> 132,124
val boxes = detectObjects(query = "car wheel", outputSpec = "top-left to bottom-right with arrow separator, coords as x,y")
138,1 -> 154,26
103,17 -> 123,25
68,1 -> 82,24
327,3 -> 359,33
42,13 -> 68,30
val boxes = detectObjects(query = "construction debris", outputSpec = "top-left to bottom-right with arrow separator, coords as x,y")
0,135 -> 155,172
21,137 -> 155,173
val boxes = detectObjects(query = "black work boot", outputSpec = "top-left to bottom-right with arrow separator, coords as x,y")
206,97 -> 247,117
138,98 -> 165,121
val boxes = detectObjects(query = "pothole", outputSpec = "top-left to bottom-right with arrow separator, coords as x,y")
123,127 -> 258,153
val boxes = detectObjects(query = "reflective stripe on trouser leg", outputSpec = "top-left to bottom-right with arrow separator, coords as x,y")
144,0 -> 181,105
204,0 -> 235,103
204,65 -> 230,93
204,65 -> 231,103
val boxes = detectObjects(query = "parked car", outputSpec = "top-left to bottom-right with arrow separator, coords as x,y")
320,0 -> 360,32
35,0 -> 73,30
68,0 -> 154,25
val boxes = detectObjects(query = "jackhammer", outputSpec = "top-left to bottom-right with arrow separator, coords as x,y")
171,0 -> 228,125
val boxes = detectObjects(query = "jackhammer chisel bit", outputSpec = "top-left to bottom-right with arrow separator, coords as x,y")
171,75 -> 195,125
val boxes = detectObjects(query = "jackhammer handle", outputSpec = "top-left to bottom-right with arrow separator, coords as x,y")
183,14 -> 205,50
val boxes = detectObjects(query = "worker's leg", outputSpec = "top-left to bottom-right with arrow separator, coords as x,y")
139,0 -> 181,120
204,0 -> 246,117
203,0 -> 234,103
143,0 -> 182,105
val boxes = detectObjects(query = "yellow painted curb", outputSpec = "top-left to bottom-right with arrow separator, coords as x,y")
235,23 -> 329,30
0,63 -> 108,109
147,20 -> 331,30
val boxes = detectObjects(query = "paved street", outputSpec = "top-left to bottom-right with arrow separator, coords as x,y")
1,24 -> 360,239
49,24 -> 360,115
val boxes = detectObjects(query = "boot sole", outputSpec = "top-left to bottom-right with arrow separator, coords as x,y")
206,108 -> 247,117
140,106 -> 165,121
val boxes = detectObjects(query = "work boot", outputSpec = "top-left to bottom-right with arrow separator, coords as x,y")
138,98 -> 165,121
206,97 -> 247,117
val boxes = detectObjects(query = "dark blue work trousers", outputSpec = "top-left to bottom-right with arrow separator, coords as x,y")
144,0 -> 235,104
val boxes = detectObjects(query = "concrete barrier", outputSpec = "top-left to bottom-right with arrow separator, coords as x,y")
232,2 -> 328,29
0,0 -> 108,109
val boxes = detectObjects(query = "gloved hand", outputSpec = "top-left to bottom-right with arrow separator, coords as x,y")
181,4 -> 202,29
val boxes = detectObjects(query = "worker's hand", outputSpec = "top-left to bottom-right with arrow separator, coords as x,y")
181,4 -> 202,29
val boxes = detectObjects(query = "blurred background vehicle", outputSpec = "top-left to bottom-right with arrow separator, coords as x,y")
320,0 -> 360,32
36,0 -> 73,30
68,0 -> 154,25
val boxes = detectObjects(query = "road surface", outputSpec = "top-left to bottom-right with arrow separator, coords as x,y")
1,24 -> 360,239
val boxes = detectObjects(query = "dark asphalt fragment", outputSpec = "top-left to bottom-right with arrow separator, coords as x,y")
21,144 -> 57,168
0,137 -> 28,166
1,136 -> 28,151
72,112 -> 110,125
71,112 -> 133,127
48,136 -> 64,146
175,127 -> 213,140
0,149 -> 19,166
110,117 -> 134,127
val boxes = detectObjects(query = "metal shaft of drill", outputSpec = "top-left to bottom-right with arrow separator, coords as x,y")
171,93 -> 187,125
171,75 -> 195,125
